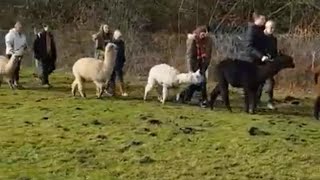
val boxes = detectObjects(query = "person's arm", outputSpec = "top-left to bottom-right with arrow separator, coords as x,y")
33,33 -> 40,59
50,33 -> 57,61
22,34 -> 28,51
186,34 -> 196,72
203,36 -> 212,71
5,33 -> 14,54
122,41 -> 126,64
246,25 -> 264,59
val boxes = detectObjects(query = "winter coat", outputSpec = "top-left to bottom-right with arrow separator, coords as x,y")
5,28 -> 27,55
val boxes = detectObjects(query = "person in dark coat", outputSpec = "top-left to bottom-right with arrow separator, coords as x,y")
33,24 -> 57,88
241,11 -> 268,64
179,25 -> 213,108
257,20 -> 278,109
106,29 -> 128,97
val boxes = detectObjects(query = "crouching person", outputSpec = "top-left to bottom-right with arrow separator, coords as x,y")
33,24 -> 57,88
179,25 -> 212,107
106,29 -> 128,97
257,20 -> 278,109
5,21 -> 27,89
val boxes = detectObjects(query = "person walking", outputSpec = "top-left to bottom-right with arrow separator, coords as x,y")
33,24 -> 57,88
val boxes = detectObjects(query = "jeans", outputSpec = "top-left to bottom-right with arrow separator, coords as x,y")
106,67 -> 125,95
257,77 -> 275,104
180,64 -> 208,103
36,58 -> 55,85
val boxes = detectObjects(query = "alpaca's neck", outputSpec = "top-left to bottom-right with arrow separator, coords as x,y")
257,62 -> 281,83
177,73 -> 191,84
103,53 -> 115,68
5,56 -> 17,73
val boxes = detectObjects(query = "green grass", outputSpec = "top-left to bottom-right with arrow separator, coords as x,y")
0,70 -> 320,180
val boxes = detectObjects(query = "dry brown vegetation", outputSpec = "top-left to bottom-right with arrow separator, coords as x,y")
1,0 -> 320,90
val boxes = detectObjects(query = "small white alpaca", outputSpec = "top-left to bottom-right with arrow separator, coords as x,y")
71,43 -> 118,98
144,63 -> 203,104
0,49 -> 24,89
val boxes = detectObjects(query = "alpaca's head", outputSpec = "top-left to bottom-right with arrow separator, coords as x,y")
273,53 -> 295,69
189,69 -> 204,84
104,43 -> 118,61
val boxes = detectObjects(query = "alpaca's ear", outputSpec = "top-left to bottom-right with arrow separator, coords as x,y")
278,49 -> 284,55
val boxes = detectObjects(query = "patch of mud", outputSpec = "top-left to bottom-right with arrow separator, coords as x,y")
285,134 -> 307,144
138,156 -> 155,164
248,127 -> 270,136
118,140 -> 144,153
148,119 -> 162,125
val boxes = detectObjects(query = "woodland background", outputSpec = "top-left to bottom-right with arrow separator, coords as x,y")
1,0 -> 320,89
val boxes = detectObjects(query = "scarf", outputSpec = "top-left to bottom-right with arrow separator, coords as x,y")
195,36 -> 207,61
46,32 -> 51,55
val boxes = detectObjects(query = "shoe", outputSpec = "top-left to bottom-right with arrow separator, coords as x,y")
121,92 -> 128,97
267,102 -> 275,110
42,84 -> 52,88
13,83 -> 23,89
200,100 -> 208,108
104,90 -> 114,97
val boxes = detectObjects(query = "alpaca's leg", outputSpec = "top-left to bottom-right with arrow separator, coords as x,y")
144,83 -> 153,101
220,82 -> 231,112
93,81 -> 101,98
156,85 -> 163,102
5,77 -> 14,90
243,88 -> 250,113
209,84 -> 220,110
0,76 -> 3,88
161,85 -> 168,104
314,96 -> 320,120
71,80 -> 78,96
94,81 -> 104,98
248,88 -> 257,114
77,80 -> 86,98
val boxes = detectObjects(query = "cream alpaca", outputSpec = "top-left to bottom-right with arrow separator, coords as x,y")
0,50 -> 24,89
71,43 -> 118,98
144,63 -> 203,104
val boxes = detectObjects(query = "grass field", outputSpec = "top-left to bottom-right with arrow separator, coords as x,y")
0,70 -> 320,180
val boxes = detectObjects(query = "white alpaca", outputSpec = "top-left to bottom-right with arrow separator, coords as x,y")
0,49 -> 24,89
71,43 -> 118,98
144,63 -> 203,104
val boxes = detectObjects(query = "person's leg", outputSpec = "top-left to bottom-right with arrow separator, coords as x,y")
106,70 -> 116,96
13,57 -> 22,87
41,61 -> 50,85
116,68 -> 127,96
199,62 -> 208,107
265,77 -> 275,109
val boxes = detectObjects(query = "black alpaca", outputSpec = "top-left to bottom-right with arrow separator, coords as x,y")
209,53 -> 295,114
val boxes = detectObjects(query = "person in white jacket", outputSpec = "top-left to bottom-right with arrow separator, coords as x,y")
5,21 -> 27,88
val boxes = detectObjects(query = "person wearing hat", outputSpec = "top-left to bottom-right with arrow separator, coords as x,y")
33,24 -> 57,88
5,21 -> 27,88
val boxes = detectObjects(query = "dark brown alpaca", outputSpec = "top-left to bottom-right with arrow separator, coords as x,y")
209,53 -> 295,114
311,52 -> 320,120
